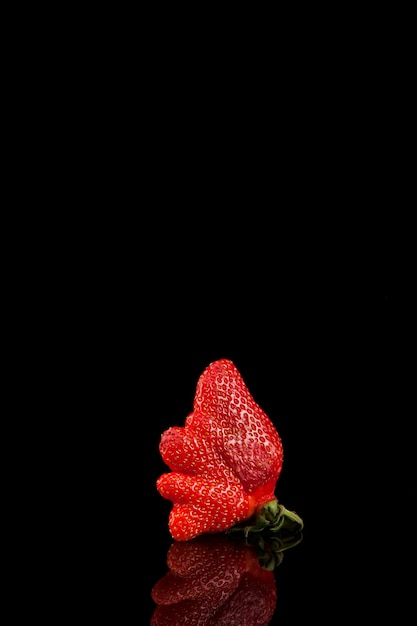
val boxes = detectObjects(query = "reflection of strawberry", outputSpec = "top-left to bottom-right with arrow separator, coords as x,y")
157,358 -> 298,541
151,534 -> 277,626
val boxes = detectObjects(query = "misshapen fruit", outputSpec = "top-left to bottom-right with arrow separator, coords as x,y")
157,359 -> 291,541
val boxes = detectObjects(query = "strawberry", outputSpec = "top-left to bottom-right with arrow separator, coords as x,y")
151,533 -> 277,626
157,358 -> 303,541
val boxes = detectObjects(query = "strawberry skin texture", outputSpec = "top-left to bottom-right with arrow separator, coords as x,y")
151,534 -> 276,626
157,359 -> 283,541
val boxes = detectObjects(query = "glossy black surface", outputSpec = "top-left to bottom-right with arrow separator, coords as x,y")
138,288 -> 401,623
69,268 -> 403,623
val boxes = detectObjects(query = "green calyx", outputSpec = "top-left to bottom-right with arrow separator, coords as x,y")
226,499 -> 304,568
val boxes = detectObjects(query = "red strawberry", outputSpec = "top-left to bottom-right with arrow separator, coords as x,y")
151,533 -> 277,626
157,358 -> 299,541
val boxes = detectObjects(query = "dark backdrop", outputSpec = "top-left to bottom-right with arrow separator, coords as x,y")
23,7 -> 411,621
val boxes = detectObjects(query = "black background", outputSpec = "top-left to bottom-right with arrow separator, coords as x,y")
15,6 -> 413,622
44,18 -> 409,615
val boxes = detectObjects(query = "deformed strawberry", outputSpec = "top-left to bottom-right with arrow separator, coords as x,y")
156,358 -> 303,541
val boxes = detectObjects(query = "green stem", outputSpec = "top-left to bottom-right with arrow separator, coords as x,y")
226,499 -> 304,569
226,499 -> 304,540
